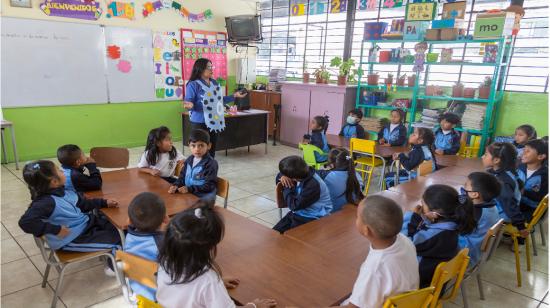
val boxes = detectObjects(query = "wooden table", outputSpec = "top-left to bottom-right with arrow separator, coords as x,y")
389,175 -> 464,199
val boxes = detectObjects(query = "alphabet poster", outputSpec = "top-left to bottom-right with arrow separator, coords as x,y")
153,31 -> 183,100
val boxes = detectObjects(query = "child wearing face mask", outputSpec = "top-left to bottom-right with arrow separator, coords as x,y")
339,109 -> 366,139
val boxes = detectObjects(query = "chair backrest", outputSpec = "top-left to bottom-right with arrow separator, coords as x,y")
216,177 -> 229,199
458,135 -> 481,158
276,182 -> 286,209
350,138 -> 376,166
478,219 -> 504,266
116,250 -> 158,290
382,286 -> 435,308
174,160 -> 184,177
527,195 -> 549,230
298,143 -> 324,168
429,248 -> 470,308
90,147 -> 129,168
417,160 -> 434,176
137,295 -> 163,308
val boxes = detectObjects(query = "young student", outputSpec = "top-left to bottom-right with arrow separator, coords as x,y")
458,172 -> 501,266
514,124 -> 537,158
156,203 -> 277,308
57,144 -> 102,192
378,109 -> 407,147
339,109 -> 366,139
518,139 -> 548,221
483,142 -> 529,238
138,126 -> 184,184
274,155 -> 333,233
303,115 -> 330,163
124,192 -> 169,301
402,184 -> 476,287
168,129 -> 218,202
385,127 -> 436,188
317,148 -> 364,213
336,196 -> 419,308
433,112 -> 461,155
18,160 -> 120,273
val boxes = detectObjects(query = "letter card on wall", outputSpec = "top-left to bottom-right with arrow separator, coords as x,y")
153,31 -> 183,100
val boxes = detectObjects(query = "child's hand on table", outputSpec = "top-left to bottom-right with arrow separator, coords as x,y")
378,138 -> 385,145
177,186 -> 189,194
435,149 -> 444,155
381,143 -> 391,147
168,186 -> 178,194
106,199 -> 118,208
223,276 -> 240,289
57,226 -> 71,238
149,169 -> 160,177
249,299 -> 277,308
280,176 -> 295,188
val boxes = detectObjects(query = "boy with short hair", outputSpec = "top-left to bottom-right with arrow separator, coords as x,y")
458,172 -> 502,265
340,109 -> 366,139
124,192 -> 168,301
57,144 -> 102,192
518,139 -> 548,220
168,129 -> 218,202
274,155 -> 333,233
434,112 -> 461,155
337,196 -> 419,308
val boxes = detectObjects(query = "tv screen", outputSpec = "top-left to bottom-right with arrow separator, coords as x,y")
225,15 -> 262,43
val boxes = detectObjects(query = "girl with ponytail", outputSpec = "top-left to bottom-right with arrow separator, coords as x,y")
303,115 -> 330,163
317,148 -> 364,212
401,184 -> 476,287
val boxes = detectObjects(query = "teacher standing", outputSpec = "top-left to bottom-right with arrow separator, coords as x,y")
183,58 -> 247,157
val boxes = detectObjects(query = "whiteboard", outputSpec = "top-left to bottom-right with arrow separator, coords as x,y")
1,17 -> 109,107
104,27 -> 156,103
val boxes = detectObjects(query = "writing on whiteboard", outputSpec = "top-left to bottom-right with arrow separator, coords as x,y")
1,33 -> 70,40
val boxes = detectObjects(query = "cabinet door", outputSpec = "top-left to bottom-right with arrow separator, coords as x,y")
249,91 -> 266,110
266,92 -> 281,137
281,87 -> 310,145
309,90 -> 345,136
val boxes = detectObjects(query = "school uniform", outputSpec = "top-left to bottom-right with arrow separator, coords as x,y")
304,129 -> 329,163
317,168 -> 363,213
340,123 -> 366,139
514,142 -> 526,159
137,150 -> 184,183
487,168 -> 526,231
156,267 -> 234,308
518,164 -> 548,220
18,187 -> 120,252
385,145 -> 436,188
433,128 -> 461,155
174,154 -> 218,202
62,163 -> 102,192
378,123 -> 407,146
458,200 -> 500,266
123,226 -> 164,301
401,212 -> 459,288
273,169 -> 333,233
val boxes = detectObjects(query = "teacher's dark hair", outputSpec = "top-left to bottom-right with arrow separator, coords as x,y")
187,58 -> 212,85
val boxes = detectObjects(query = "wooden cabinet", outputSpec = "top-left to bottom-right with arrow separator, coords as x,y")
249,90 -> 281,138
280,82 -> 357,146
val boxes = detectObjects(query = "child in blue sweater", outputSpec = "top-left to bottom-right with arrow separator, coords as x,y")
274,156 -> 333,233
378,109 -> 407,147
303,115 -> 330,163
458,172 -> 501,266
339,109 -> 366,139
518,139 -> 548,221
433,112 -> 461,155
57,144 -> 102,192
124,192 -> 168,301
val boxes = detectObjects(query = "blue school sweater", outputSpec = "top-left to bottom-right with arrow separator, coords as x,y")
378,123 -> 407,146
174,154 -> 218,201
317,168 -> 363,212
458,200 -> 500,266
433,128 -> 461,155
339,124 -> 366,139
62,163 -> 102,192
518,164 -> 548,209
278,169 -> 333,219
487,168 -> 525,230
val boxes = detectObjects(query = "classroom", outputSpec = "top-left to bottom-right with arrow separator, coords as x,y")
0,0 -> 548,307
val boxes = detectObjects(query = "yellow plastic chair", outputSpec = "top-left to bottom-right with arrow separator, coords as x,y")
503,195 -> 548,287
458,134 -> 481,158
298,143 -> 325,170
350,138 -> 384,195
382,286 -> 435,308
115,250 -> 160,306
137,295 -> 163,308
429,248 -> 470,308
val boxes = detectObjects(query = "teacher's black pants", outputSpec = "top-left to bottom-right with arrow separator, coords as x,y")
190,122 -> 218,158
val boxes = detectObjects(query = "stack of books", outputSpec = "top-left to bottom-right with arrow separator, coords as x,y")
461,104 -> 486,130
360,117 -> 385,133
413,108 -> 442,129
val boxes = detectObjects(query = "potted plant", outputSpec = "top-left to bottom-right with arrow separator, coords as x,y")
314,66 -> 330,84
425,85 -> 443,96
385,73 -> 394,86
452,81 -> 464,97
464,87 -> 476,98
478,76 -> 492,99
397,74 -> 406,86
348,68 -> 363,83
330,57 -> 355,86
407,74 -> 416,87
303,61 -> 310,83
367,72 -> 379,85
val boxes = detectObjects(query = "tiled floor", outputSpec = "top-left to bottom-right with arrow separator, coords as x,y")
1,142 -> 548,307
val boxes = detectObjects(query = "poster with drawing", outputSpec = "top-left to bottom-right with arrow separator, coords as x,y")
153,31 -> 183,100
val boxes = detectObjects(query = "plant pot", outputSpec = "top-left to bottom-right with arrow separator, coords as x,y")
452,85 -> 464,98
379,51 -> 392,63
337,75 -> 347,86
426,53 -> 439,63
425,85 -> 442,96
407,76 -> 416,87
385,77 -> 393,86
367,74 -> 379,85
316,76 -> 324,84
478,86 -> 491,99
397,78 -> 406,86
463,88 -> 476,98
303,72 -> 310,83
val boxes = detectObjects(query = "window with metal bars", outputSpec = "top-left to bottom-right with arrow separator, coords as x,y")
258,0 -> 548,93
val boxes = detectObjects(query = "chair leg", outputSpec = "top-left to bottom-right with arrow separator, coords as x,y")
540,223 -> 546,246
476,273 -> 485,300
279,208 -> 282,220
1,129 -> 7,164
526,235 -> 532,272
461,285 -> 469,308
513,236 -> 522,287
224,198 -> 228,209
51,265 -> 67,308
531,231 -> 538,256
42,264 -> 51,288
9,126 -> 19,170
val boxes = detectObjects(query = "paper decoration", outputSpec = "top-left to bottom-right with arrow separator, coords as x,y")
309,0 -> 326,14
154,31 -> 183,99
405,2 -> 437,21
107,45 -> 121,59
290,2 -> 305,16
441,48 -> 453,62
40,0 -> 102,20
142,0 -> 212,22
442,1 -> 466,20
330,0 -> 347,13
106,0 -> 135,19
383,0 -> 403,9
358,0 -> 377,11
483,45 -> 498,63
117,59 -> 132,73
404,21 -> 429,40
413,42 -> 428,73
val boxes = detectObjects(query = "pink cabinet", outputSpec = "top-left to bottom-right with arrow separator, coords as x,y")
280,82 -> 357,145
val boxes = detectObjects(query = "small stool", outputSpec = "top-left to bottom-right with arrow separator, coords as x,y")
1,120 -> 20,170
